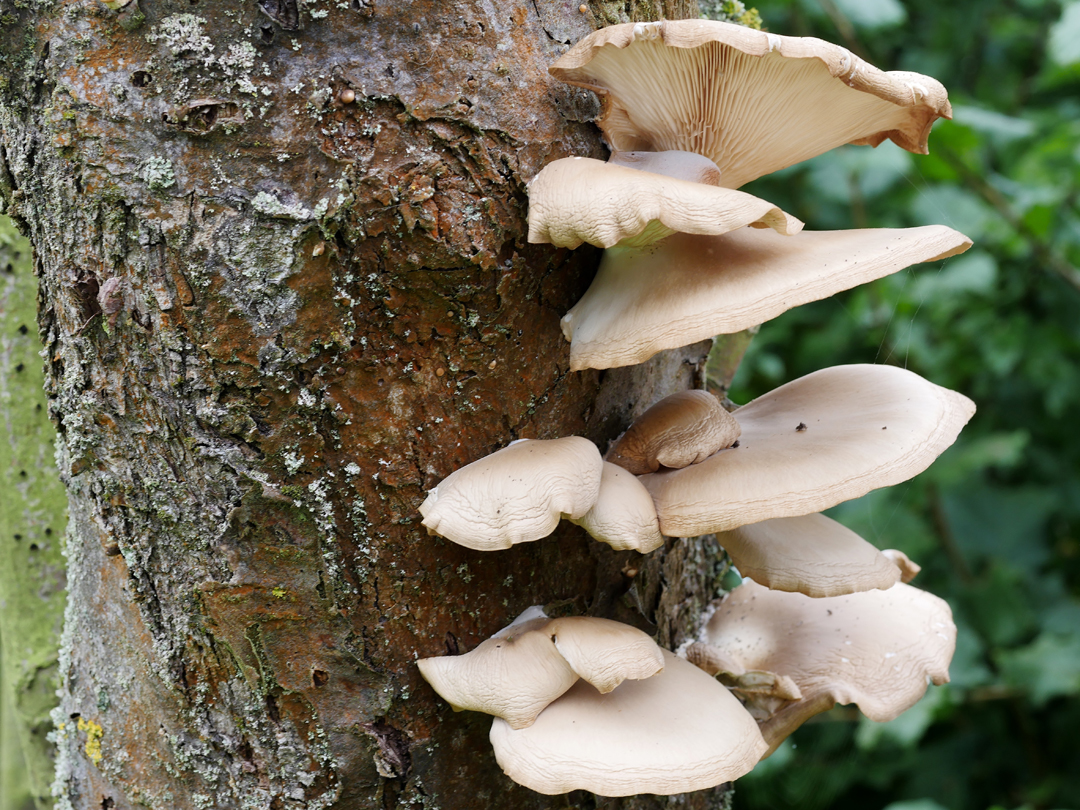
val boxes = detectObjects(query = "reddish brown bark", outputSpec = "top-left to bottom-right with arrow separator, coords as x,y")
0,1 -> 741,808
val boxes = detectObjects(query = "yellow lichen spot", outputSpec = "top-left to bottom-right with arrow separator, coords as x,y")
77,717 -> 104,766
272,586 -> 288,599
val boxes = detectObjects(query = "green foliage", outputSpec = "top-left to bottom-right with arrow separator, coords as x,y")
728,2 -> 1080,809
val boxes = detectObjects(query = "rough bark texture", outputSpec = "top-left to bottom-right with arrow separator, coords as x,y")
0,1 -> 748,808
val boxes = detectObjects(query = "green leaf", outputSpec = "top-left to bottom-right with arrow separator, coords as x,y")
996,633 -> 1080,705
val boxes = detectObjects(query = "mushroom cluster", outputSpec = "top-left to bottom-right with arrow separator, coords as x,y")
418,608 -> 768,796
415,17 -> 974,798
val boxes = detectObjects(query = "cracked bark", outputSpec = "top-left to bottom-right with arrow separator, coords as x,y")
0,1 -> 745,808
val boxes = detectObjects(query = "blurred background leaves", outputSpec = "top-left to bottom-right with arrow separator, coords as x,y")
719,1 -> 1080,809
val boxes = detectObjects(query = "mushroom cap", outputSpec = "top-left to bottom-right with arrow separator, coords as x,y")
718,512 -> 902,598
551,20 -> 952,189
607,389 -> 741,475
569,462 -> 664,553
490,650 -> 767,796
418,612 -> 664,730
640,365 -> 975,537
419,437 -> 603,551
690,579 -> 955,749
561,225 -> 972,371
608,149 -> 724,185
527,156 -> 800,249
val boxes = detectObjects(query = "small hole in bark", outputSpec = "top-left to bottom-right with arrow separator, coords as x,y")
15,363 -> 24,372
385,63 -> 395,77
260,24 -> 275,44
131,71 -> 152,87
45,527 -> 53,535
266,694 -> 280,722
18,324 -> 28,334
29,543 -> 39,551
444,632 -> 459,655
13,534 -> 22,541
312,670 -> 329,687
102,799 -> 115,810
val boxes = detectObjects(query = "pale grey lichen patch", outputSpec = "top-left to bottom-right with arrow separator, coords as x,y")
148,14 -> 215,59
141,157 -> 177,191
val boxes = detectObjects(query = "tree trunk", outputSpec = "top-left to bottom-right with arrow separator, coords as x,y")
0,2 -> 748,808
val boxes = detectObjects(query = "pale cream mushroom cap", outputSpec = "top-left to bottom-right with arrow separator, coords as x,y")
551,20 -> 952,189
419,437 -> 603,551
527,156 -> 800,249
561,225 -> 971,371
418,610 -> 664,730
608,149 -> 724,185
607,389 -> 741,475
568,462 -> 664,553
641,365 -> 975,537
490,650 -> 767,796
718,513 -> 902,598
689,579 -> 955,753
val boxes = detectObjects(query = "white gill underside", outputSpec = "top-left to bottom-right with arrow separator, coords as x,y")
586,41 -> 913,188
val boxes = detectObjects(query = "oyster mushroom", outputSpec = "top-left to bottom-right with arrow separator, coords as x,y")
551,19 -> 953,189
419,437 -> 603,551
490,650 -> 767,796
640,364 -> 975,537
560,224 -> 971,371
606,389 -> 741,475
527,155 -> 800,249
418,607 -> 664,730
717,512 -> 904,598
686,578 -> 955,754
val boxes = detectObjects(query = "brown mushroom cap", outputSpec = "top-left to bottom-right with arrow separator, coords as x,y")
490,650 -> 767,796
688,579 -> 955,753
568,462 -> 664,553
418,611 -> 664,730
561,225 -> 971,371
718,513 -> 902,598
640,365 -> 975,537
419,437 -> 603,551
607,389 -> 741,475
527,156 -> 800,249
551,20 -> 952,189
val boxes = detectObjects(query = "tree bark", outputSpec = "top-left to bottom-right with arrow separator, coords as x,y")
0,2 -> 747,808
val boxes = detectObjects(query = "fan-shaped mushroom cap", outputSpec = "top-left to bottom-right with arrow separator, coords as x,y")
419,437 -> 603,551
418,609 -> 664,730
490,650 -> 766,796
569,462 -> 664,553
718,513 -> 902,598
687,579 -> 955,753
561,225 -> 971,371
607,389 -> 741,475
527,157 -> 800,249
608,149 -> 724,185
640,365 -> 975,537
551,20 -> 952,189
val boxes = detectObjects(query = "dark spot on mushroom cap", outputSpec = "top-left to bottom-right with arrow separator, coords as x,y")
796,422 -> 807,432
